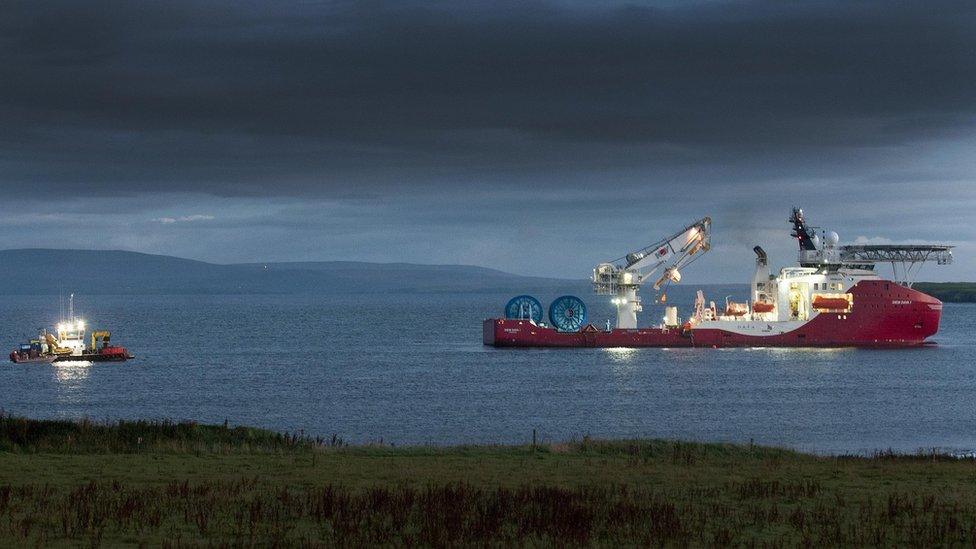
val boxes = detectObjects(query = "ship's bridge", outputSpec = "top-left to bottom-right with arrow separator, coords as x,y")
56,319 -> 87,355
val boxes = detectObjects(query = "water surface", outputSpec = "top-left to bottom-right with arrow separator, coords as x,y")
1,292 -> 973,454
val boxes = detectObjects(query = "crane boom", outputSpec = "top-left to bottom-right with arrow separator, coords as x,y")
622,218 -> 711,272
593,217 -> 711,329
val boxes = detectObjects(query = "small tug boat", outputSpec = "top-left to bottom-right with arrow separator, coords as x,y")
8,296 -> 133,363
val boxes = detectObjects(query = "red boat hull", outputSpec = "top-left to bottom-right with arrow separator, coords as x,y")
9,347 -> 133,363
8,352 -> 57,364
485,281 -> 942,348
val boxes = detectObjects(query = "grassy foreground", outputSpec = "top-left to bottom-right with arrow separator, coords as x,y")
2,416 -> 976,546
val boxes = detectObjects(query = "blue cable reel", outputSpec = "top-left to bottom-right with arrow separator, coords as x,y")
504,295 -> 544,324
548,295 -> 587,332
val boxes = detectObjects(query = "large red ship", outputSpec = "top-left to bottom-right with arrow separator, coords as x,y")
484,208 -> 953,348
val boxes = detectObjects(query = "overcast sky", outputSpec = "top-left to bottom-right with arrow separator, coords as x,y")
1,0 -> 973,282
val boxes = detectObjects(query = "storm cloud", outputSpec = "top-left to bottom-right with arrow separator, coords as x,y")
0,1 -> 973,279
2,0 -> 974,193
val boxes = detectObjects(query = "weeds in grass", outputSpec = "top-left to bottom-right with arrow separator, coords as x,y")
3,415 -> 976,545
1,478 -> 975,546
0,412 -> 335,454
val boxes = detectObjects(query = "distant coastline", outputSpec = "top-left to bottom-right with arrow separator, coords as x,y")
1,249 -> 964,301
0,248 -> 571,295
0,248 -> 741,296
915,282 -> 976,303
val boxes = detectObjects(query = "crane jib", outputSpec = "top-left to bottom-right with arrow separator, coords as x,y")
594,217 -> 712,330
622,218 -> 711,270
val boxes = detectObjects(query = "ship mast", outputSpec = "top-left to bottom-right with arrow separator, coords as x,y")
789,207 -> 818,252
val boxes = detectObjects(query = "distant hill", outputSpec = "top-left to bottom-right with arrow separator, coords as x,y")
0,249 -> 572,295
914,283 -> 976,303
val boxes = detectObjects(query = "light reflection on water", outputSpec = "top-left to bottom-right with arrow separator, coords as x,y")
51,362 -> 92,403
603,347 -> 638,361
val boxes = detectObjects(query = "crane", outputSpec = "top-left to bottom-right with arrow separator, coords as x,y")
91,331 -> 111,351
592,217 -> 711,329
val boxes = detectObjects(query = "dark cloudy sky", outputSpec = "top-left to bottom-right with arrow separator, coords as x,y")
1,0 -> 973,282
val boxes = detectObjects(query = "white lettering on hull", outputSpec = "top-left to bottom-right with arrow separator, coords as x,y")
693,319 -> 808,336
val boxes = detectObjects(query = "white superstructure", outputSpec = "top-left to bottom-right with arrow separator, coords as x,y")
55,294 -> 87,356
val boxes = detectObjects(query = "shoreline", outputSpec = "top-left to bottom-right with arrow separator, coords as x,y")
913,282 -> 976,303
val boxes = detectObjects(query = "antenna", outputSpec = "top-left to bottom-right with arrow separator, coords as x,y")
69,293 -> 74,322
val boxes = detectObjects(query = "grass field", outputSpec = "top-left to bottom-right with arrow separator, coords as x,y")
2,415 -> 976,546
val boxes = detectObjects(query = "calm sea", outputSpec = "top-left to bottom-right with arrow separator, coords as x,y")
1,289 -> 974,455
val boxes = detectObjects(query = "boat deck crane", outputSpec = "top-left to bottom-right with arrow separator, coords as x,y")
592,217 -> 711,329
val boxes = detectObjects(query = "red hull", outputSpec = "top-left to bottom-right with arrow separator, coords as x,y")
9,347 -> 133,363
484,281 -> 942,348
8,352 -> 57,364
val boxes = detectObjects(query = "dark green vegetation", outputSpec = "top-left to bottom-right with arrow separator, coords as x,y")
0,414 -> 322,454
3,416 -> 976,546
916,282 -> 976,303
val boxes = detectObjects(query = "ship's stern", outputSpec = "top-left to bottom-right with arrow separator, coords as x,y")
482,319 -> 497,345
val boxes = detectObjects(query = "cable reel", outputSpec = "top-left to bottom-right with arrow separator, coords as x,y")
548,295 -> 587,332
504,295 -> 544,323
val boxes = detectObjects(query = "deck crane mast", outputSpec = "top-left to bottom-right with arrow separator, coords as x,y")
592,217 -> 711,329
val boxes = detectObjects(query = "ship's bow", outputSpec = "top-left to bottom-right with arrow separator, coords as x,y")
912,288 -> 943,342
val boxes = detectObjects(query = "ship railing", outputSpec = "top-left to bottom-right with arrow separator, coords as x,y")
780,267 -> 819,279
